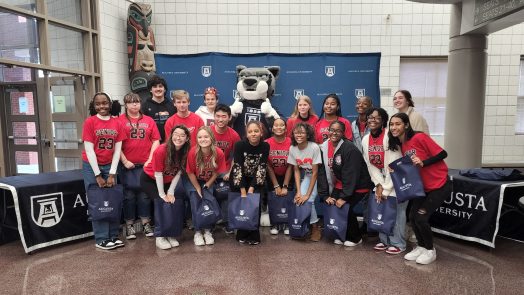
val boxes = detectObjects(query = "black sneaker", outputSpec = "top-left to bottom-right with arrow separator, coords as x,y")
143,223 -> 154,237
111,238 -> 125,248
96,239 -> 117,250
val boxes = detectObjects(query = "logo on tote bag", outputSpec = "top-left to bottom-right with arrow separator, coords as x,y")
239,210 -> 245,216
402,177 -> 406,184
294,218 -> 298,224
104,201 -> 109,207
281,208 -> 286,213
377,214 -> 382,220
329,218 -> 335,225
204,205 -> 210,211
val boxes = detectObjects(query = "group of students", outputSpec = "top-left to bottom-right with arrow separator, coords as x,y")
82,77 -> 450,265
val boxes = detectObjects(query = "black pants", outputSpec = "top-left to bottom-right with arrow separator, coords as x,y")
410,178 -> 452,250
333,189 -> 367,243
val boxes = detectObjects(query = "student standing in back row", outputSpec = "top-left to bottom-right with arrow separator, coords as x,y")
315,93 -> 353,144
141,75 -> 176,143
286,95 -> 318,138
164,90 -> 204,147
195,87 -> 219,126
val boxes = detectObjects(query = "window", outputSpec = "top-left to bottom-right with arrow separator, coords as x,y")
399,58 -> 448,136
515,58 -> 524,134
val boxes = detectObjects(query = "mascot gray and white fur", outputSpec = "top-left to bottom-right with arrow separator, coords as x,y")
230,65 -> 280,139
230,65 -> 280,227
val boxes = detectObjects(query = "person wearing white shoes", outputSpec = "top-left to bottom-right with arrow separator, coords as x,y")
186,127 -> 227,246
141,125 -> 192,250
317,121 -> 374,247
388,113 -> 452,264
362,108 -> 407,255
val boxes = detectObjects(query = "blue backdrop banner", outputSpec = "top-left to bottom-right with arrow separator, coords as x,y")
155,52 -> 381,122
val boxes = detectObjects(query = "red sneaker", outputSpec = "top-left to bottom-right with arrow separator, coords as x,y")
373,242 -> 388,251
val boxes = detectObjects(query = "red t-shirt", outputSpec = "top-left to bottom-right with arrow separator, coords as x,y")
328,140 -> 343,189
186,146 -> 227,181
286,115 -> 319,138
401,133 -> 448,192
82,116 -> 126,165
163,112 -> 204,147
315,117 -> 353,143
368,129 -> 386,169
119,114 -> 160,164
211,125 -> 240,171
265,137 -> 291,177
143,144 -> 180,183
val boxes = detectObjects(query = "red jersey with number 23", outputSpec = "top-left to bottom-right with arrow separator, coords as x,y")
401,133 -> 448,192
315,117 -> 353,143
82,115 -> 126,165
266,137 -> 291,177
143,143 -> 180,183
119,114 -> 160,164
368,129 -> 385,169
186,147 -> 227,181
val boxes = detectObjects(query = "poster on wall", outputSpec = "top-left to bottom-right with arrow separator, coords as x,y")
155,52 -> 381,121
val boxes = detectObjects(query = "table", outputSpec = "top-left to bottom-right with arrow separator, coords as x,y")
429,169 -> 524,248
0,170 -> 92,253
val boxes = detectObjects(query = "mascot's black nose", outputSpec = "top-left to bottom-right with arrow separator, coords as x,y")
243,78 -> 257,87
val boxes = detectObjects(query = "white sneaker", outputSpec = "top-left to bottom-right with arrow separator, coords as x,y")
155,237 -> 172,250
416,248 -> 437,265
194,231 -> 205,246
167,237 -> 179,247
343,239 -> 362,247
203,230 -> 214,245
283,225 -> 289,235
404,246 -> 426,261
269,226 -> 279,235
334,239 -> 343,245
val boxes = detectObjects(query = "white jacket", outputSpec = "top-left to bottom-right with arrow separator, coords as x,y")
361,131 -> 402,197
195,105 -> 215,126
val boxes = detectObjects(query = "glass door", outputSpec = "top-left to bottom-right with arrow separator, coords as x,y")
2,84 -> 42,175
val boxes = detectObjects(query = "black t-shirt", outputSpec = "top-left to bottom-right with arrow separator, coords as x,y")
230,140 -> 270,190
141,97 -> 176,142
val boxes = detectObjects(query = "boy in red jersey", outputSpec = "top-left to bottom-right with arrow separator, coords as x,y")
164,90 -> 204,146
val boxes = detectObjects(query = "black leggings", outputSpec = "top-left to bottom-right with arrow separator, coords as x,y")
410,178 -> 452,250
333,189 -> 367,243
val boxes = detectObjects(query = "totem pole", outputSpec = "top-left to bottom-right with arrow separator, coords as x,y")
127,2 -> 156,100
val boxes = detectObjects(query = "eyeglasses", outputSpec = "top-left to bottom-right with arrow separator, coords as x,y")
172,133 -> 187,139
328,128 -> 343,134
367,116 -> 381,121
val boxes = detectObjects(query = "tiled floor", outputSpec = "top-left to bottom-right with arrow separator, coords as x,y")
0,228 -> 523,295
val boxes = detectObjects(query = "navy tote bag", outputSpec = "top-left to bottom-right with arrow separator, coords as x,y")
366,193 -> 397,235
323,203 -> 350,241
288,202 -> 312,238
87,184 -> 124,222
228,192 -> 260,230
267,190 -> 294,225
121,165 -> 143,191
214,179 -> 230,201
189,189 -> 222,229
388,155 -> 426,202
153,197 -> 185,237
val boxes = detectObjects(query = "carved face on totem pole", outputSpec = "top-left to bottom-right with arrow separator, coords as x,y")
127,3 -> 156,95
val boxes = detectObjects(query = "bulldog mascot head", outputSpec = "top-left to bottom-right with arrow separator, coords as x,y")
230,65 -> 280,138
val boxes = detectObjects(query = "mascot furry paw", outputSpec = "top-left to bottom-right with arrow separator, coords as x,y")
231,65 -> 280,138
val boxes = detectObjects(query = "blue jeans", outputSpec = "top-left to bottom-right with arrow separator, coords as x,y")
83,161 -> 120,244
123,189 -> 151,223
300,176 -> 319,224
379,198 -> 408,250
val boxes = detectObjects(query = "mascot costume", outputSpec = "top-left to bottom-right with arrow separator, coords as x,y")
230,65 -> 281,227
230,65 -> 280,138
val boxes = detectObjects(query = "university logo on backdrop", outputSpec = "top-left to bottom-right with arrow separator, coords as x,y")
294,89 -> 304,100
232,90 -> 239,100
325,66 -> 335,77
355,89 -> 366,98
201,66 -> 212,77
31,192 -> 64,228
